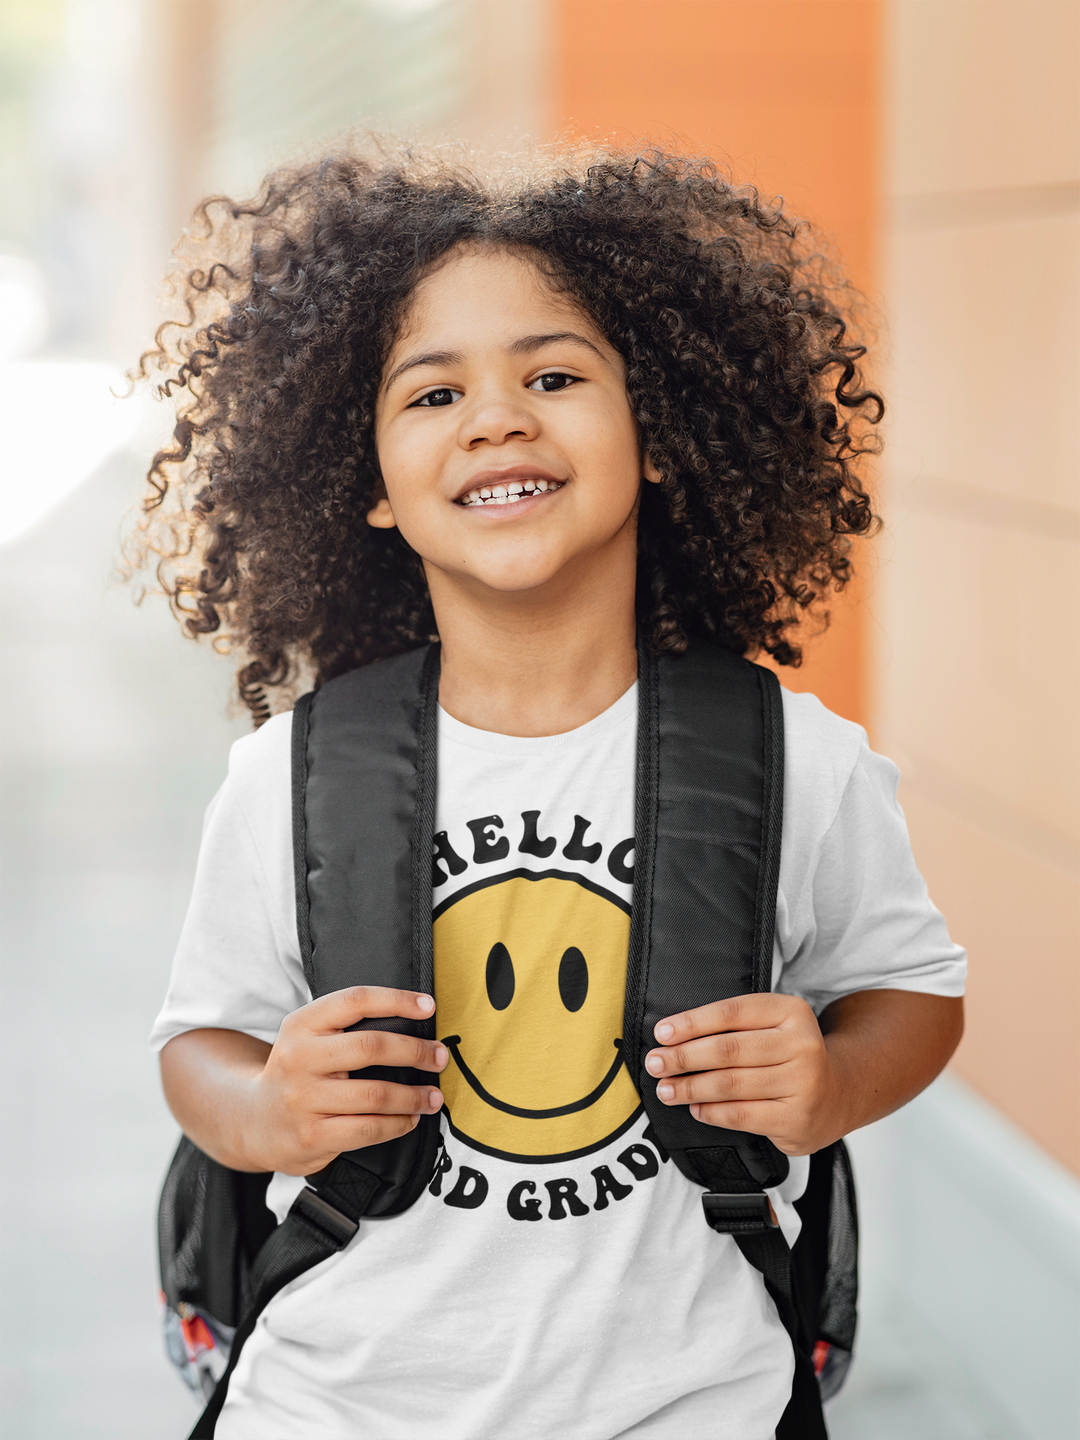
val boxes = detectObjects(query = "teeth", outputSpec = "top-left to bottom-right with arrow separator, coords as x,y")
458,479 -> 563,506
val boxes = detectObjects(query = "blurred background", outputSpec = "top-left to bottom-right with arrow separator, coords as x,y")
0,2 -> 1076,1436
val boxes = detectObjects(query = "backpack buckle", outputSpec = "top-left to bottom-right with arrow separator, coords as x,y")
702,1192 -> 779,1234
292,1187 -> 360,1248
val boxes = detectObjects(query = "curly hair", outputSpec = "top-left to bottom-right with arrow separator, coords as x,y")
130,139 -> 881,723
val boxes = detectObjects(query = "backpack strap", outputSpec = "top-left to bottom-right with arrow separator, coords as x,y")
186,1158 -> 372,1438
630,638 -> 826,1439
628,637 -> 789,1184
294,643 -> 443,1219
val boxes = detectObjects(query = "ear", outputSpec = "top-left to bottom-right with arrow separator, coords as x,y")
643,453 -> 662,485
366,497 -> 398,529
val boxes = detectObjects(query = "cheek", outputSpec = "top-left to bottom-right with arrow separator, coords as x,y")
375,430 -> 440,526
573,406 -> 644,505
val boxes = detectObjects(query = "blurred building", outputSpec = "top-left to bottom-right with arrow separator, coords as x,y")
1,3 -> 1077,1437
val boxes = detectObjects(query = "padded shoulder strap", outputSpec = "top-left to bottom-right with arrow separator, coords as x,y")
626,637 -> 789,1189
293,644 -> 442,1220
294,643 -> 439,1004
624,640 -> 822,1434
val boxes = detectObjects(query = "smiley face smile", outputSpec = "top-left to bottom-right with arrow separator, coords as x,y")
441,1035 -> 625,1118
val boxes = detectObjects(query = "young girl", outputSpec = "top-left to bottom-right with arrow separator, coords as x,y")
143,142 -> 965,1439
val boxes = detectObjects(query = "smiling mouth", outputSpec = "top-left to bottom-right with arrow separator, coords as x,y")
457,478 -> 565,508
441,1036 -> 625,1118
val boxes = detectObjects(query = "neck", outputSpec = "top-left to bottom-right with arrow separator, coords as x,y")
428,559 -> 638,739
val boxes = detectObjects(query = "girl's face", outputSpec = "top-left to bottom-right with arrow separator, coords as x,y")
371,245 -> 658,608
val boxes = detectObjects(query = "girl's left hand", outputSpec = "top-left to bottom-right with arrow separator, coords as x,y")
644,988 -> 965,1156
643,994 -> 841,1156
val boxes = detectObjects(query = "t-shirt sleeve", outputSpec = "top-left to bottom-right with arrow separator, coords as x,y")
149,711 -> 309,1051
774,696 -> 967,1012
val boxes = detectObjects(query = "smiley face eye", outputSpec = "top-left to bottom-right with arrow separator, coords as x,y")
558,947 -> 589,1012
485,942 -> 515,1011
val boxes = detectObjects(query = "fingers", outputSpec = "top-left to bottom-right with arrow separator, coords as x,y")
644,1027 -> 788,1079
653,1063 -> 797,1108
652,992 -> 811,1047
307,1111 -> 426,1163
322,1030 -> 448,1077
686,1100 -> 792,1140
316,1076 -> 443,1117
298,986 -> 437,1035
296,1087 -> 440,1170
646,993 -> 819,1081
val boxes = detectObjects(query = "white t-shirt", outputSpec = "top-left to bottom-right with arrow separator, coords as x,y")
151,684 -> 965,1440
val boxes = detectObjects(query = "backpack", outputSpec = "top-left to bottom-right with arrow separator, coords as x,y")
159,638 -> 858,1438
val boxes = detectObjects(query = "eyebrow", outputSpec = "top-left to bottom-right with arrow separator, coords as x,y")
382,331 -> 607,393
382,349 -> 461,392
509,331 -> 606,360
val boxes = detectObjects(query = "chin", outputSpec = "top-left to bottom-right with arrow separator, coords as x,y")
473,566 -> 563,595
453,546 -> 570,595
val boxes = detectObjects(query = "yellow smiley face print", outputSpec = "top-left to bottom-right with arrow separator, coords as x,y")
433,870 -> 641,1162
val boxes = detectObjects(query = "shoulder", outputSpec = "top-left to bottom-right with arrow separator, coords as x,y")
779,686 -> 875,826
776,686 -> 902,890
226,708 -> 294,785
221,709 -> 294,838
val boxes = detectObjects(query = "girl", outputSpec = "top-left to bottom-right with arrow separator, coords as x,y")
142,142 -> 965,1439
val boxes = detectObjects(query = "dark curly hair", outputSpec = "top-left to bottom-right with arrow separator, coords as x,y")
130,139 -> 881,724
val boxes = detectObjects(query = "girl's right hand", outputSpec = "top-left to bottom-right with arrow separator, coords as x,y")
159,988 -> 446,1177
249,987 -> 446,1174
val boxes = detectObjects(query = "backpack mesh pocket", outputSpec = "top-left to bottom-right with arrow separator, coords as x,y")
158,1137 -> 277,1391
792,1138 -> 859,1400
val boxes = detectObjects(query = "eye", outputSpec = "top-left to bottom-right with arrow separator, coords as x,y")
485,942 -> 515,1011
527,372 -> 581,393
558,947 -> 588,1012
411,387 -> 461,408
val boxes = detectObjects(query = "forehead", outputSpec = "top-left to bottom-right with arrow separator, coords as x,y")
388,244 -> 605,356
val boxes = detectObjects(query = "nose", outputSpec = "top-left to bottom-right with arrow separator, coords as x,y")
458,395 -> 540,450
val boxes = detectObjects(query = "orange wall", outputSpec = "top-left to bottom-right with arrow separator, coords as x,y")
551,0 -> 882,726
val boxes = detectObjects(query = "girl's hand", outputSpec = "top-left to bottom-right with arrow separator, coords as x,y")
643,989 -> 964,1156
159,987 -> 447,1177
644,994 -> 840,1156
246,987 -> 447,1175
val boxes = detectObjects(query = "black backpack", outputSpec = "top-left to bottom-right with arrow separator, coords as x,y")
159,638 -> 858,1438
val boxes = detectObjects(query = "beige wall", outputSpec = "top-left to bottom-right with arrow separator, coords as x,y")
876,0 -> 1080,1172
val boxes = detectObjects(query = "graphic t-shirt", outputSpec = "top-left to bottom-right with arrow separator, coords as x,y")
151,684 -> 967,1439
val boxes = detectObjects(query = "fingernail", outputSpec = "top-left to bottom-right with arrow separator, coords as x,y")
417,994 -> 435,1013
657,1083 -> 675,1102
644,1053 -> 663,1076
433,1044 -> 448,1068
690,1104 -> 701,1120
428,1089 -> 443,1110
655,1022 -> 674,1042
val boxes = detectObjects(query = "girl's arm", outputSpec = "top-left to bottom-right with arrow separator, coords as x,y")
160,987 -> 448,1175
642,988 -> 963,1154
